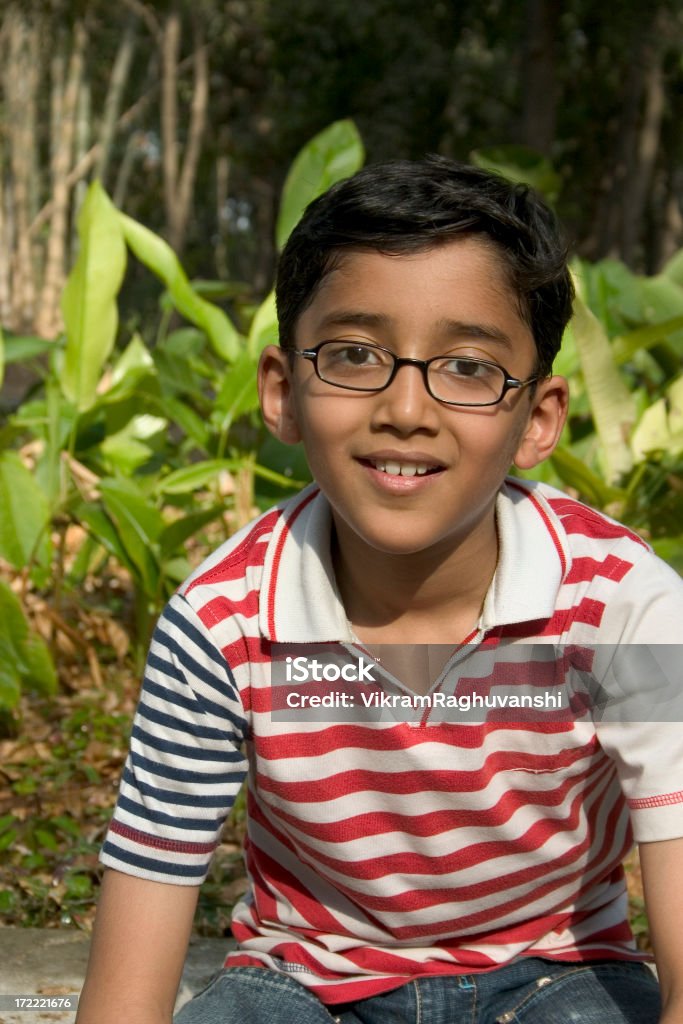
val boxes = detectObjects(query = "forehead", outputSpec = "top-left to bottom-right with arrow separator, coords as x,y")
294,238 -> 533,357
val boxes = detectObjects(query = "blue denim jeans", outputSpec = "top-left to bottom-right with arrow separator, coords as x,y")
174,958 -> 661,1024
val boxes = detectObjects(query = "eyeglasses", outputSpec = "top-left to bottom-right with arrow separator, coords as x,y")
291,341 -> 538,407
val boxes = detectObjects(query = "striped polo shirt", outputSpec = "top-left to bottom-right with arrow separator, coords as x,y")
101,479 -> 683,1003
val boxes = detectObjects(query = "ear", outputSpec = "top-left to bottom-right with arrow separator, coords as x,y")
258,345 -> 302,445
513,375 -> 569,470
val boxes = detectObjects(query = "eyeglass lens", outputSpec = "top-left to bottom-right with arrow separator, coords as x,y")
315,341 -> 507,405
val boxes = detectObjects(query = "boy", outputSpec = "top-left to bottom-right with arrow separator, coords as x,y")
77,158 -> 683,1024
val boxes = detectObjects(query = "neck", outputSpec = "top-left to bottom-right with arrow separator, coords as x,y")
332,512 -> 499,645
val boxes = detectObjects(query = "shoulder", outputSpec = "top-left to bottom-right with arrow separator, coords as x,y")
506,477 -> 651,566
167,484 -> 327,658
505,477 -> 683,640
179,484 -> 319,602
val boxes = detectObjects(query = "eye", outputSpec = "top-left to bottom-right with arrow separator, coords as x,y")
439,357 -> 494,379
325,342 -> 387,367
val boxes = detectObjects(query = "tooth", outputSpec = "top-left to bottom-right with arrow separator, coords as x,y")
385,461 -> 401,476
416,466 -> 427,476
401,465 -> 417,477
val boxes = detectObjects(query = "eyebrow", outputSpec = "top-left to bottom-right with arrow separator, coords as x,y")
315,311 -> 392,331
435,318 -> 514,350
315,310 -> 514,350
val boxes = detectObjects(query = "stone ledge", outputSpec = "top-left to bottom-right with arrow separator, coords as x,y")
0,926 -> 231,1023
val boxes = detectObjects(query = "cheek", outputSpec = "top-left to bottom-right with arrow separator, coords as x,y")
293,405 -> 344,471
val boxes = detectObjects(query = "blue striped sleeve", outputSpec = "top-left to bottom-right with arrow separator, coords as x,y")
100,593 -> 248,885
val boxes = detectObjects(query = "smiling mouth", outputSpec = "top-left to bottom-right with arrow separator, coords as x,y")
360,458 -> 443,478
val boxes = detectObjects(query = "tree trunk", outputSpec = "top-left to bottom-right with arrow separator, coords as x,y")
73,77 -> 91,225
161,8 -> 181,243
595,9 -> 667,266
5,6 -> 40,332
619,33 -> 665,265
160,9 -> 209,254
26,50 -> 197,237
520,0 -> 560,155
94,16 -> 138,188
172,26 -> 209,253
215,148 -> 231,281
36,20 -> 87,339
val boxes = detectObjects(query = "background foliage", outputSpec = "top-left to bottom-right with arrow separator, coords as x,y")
0,0 -> 682,936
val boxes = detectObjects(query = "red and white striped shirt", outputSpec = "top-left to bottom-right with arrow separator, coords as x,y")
101,479 -> 683,1003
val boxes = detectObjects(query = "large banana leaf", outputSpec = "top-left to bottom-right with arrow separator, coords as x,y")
118,213 -> 242,362
276,120 -> 365,251
61,182 -> 127,411
570,275 -> 636,484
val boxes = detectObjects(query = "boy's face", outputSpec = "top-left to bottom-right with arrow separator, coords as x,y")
259,238 -> 568,563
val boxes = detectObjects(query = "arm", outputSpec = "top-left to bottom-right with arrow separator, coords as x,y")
639,837 -> 683,1023
76,869 -> 200,1024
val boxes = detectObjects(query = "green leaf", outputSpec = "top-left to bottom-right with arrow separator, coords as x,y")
0,890 -> 16,912
651,536 -> 683,575
611,316 -> 683,365
660,246 -> 683,288
570,277 -> 636,483
247,290 -> 279,357
254,435 -> 311,495
157,459 -> 237,495
0,667 -> 21,714
276,120 -> 365,250
158,505 -> 228,556
471,145 -> 561,202
639,274 -> 683,322
154,395 -> 210,449
100,415 -> 167,474
161,327 -> 207,358
0,324 -> 4,390
23,631 -> 59,693
214,349 -> 260,429
0,580 -> 57,707
99,479 -> 164,596
109,333 -> 155,389
631,374 -> 683,459
0,451 -> 51,570
52,815 -> 81,839
118,212 -> 242,362
61,181 -> 127,411
35,828 -> 59,851
1,334 -> 55,364
76,502 -> 138,578
0,829 -> 18,851
157,458 -> 303,498
65,873 -> 93,899
550,445 -> 626,509
577,258 -> 644,331
252,463 -> 308,490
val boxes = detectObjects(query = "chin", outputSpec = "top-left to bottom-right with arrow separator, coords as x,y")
352,526 -> 455,559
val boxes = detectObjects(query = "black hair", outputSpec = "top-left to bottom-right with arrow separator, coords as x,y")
275,156 -> 573,377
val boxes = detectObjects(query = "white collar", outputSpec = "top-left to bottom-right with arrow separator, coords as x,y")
260,479 -> 569,642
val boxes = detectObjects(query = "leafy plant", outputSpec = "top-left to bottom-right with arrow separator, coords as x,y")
519,255 -> 683,571
0,120 -> 364,724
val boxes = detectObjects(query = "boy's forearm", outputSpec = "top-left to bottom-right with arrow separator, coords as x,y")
77,986 -> 172,1024
639,837 -> 683,1023
76,869 -> 199,1024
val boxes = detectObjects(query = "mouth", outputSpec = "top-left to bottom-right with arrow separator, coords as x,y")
359,457 -> 444,478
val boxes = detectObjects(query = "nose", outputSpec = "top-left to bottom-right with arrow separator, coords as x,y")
370,361 -> 440,435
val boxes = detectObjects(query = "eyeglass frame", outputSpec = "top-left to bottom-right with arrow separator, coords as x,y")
289,340 -> 540,408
